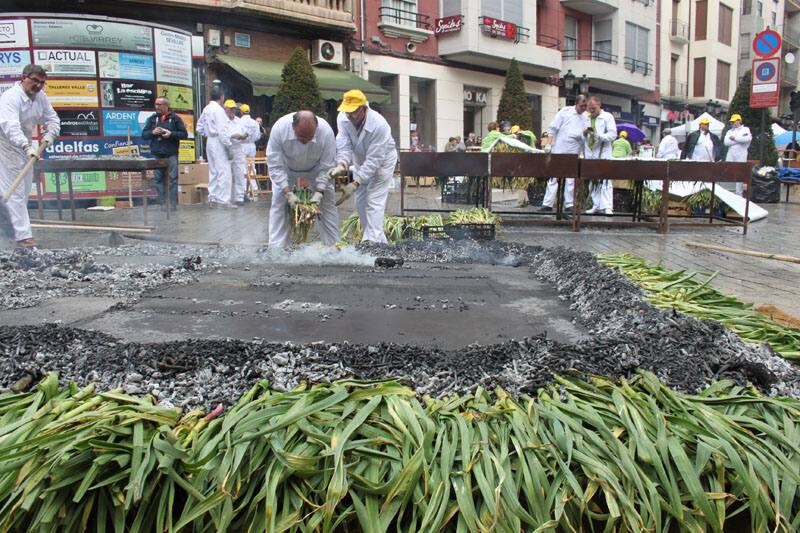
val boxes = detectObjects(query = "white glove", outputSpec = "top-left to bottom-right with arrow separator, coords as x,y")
286,191 -> 300,208
25,146 -> 38,159
336,181 -> 358,206
309,191 -> 324,204
327,163 -> 348,179
42,133 -> 56,146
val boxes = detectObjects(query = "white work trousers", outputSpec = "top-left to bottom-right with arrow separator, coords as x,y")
269,178 -> 339,248
232,146 -> 246,203
542,178 -> 575,209
353,170 -> 392,243
0,139 -> 33,241
206,137 -> 233,205
590,180 -> 613,211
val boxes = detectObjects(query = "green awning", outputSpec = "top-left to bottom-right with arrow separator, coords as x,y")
215,55 -> 391,104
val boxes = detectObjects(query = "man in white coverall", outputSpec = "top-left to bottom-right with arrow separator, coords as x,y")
0,64 -> 60,248
724,114 -> 752,195
196,86 -> 233,207
656,128 -> 680,160
267,110 -> 338,248
582,95 -> 617,215
239,104 -> 261,200
222,100 -> 247,206
329,89 -> 397,243
539,94 -> 587,214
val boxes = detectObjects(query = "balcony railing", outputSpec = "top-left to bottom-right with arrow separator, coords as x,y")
379,6 -> 431,29
670,19 -> 689,40
561,49 -> 618,63
537,33 -> 561,49
668,80 -> 688,99
477,17 -> 530,43
624,57 -> 653,75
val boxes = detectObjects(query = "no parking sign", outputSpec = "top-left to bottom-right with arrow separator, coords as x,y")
750,30 -> 782,108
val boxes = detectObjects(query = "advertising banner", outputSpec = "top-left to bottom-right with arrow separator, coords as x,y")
154,29 -> 192,86
0,81 -> 13,96
177,112 -> 194,138
157,83 -> 192,110
34,49 -> 96,77
46,79 -> 99,107
101,80 -> 155,109
102,109 -> 152,137
44,171 -> 106,193
178,140 -> 195,163
0,49 -> 31,78
58,109 -> 101,136
98,51 -> 154,80
43,137 -> 152,158
0,19 -> 30,48
31,18 -> 153,53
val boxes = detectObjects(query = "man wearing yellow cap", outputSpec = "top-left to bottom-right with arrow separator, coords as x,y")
222,99 -> 248,206
238,104 -> 261,200
681,115 -> 722,161
196,85 -> 233,207
724,114 -> 751,195
330,89 -> 397,243
267,110 -> 338,248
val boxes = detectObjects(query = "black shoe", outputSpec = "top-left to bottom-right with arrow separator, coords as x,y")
538,205 -> 554,212
236,201 -> 245,206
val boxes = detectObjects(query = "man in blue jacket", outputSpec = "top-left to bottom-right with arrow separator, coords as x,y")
142,96 -> 188,208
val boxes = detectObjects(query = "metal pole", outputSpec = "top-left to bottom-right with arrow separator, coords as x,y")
759,108 -> 766,166
792,109 -> 798,156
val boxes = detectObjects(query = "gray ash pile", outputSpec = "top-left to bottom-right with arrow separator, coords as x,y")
1,240 -> 798,409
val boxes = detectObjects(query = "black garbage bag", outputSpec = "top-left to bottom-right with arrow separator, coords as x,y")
750,166 -> 781,203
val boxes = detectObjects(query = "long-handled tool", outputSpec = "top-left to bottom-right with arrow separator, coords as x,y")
1,140 -> 50,240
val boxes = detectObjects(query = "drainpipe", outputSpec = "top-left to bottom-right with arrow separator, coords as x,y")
360,0 -> 366,77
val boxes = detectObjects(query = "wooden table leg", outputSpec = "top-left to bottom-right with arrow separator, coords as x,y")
36,170 -> 44,219
142,171 -> 148,226
659,178 -> 669,234
555,178 -> 565,220
400,174 -> 405,216
67,172 -> 76,221
164,167 -> 170,220
709,182 -> 716,223
54,171 -> 62,221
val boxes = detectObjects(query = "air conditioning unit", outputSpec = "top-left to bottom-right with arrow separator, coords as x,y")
311,39 -> 343,67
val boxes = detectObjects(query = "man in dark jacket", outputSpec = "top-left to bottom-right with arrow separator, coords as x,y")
142,97 -> 188,208
680,116 -> 723,161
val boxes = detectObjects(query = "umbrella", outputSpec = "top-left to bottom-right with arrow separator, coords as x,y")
773,130 -> 800,147
615,122 -> 646,143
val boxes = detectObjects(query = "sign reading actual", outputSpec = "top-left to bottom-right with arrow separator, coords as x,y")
34,49 -> 96,77
58,109 -> 101,136
434,15 -> 463,35
46,79 -> 99,107
480,17 -> 517,42
0,19 -> 30,48
154,29 -> 192,86
0,49 -> 31,78
31,18 -> 153,53
98,51 -> 154,80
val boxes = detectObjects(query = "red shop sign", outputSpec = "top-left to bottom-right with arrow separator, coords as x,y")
481,16 -> 517,41
435,15 -> 463,35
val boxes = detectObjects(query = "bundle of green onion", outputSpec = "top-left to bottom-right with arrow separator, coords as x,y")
290,188 -> 320,244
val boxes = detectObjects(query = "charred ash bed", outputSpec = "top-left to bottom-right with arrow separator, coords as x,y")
1,240 -> 798,409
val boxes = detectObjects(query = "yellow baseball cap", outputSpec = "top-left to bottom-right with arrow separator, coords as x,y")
699,116 -> 710,125
619,130 -> 628,138
510,125 -> 520,134
729,113 -> 741,122
224,99 -> 237,109
338,89 -> 368,112
240,104 -> 250,113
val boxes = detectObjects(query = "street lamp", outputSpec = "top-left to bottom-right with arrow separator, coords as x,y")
705,99 -> 723,118
578,74 -> 590,95
561,70 -> 590,105
563,69 -> 575,92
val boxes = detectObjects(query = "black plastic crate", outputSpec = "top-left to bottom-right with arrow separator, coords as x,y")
419,223 -> 496,241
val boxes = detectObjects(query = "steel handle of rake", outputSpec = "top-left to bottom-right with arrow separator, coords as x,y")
1,139 -> 50,203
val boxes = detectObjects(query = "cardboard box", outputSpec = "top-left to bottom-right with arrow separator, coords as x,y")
178,186 -> 200,205
179,163 -> 209,185
195,183 -> 209,204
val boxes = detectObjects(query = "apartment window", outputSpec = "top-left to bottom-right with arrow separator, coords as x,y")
481,0 -> 523,25
441,0 -> 461,17
694,57 -> 706,97
718,4 -> 732,46
625,22 -> 650,73
695,1 -> 707,40
382,0 -> 419,27
594,19 -> 613,62
716,60 -> 731,100
740,32 -> 751,59
741,0 -> 751,14
564,16 -> 578,57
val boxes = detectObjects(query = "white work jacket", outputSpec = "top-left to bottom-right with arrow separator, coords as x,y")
335,107 -> 397,185
196,100 -> 228,142
545,105 -> 586,155
724,125 -> 752,162
582,110 -> 617,159
0,83 -> 60,149
267,112 -> 336,191
240,114 -> 260,146
657,135 -> 680,160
